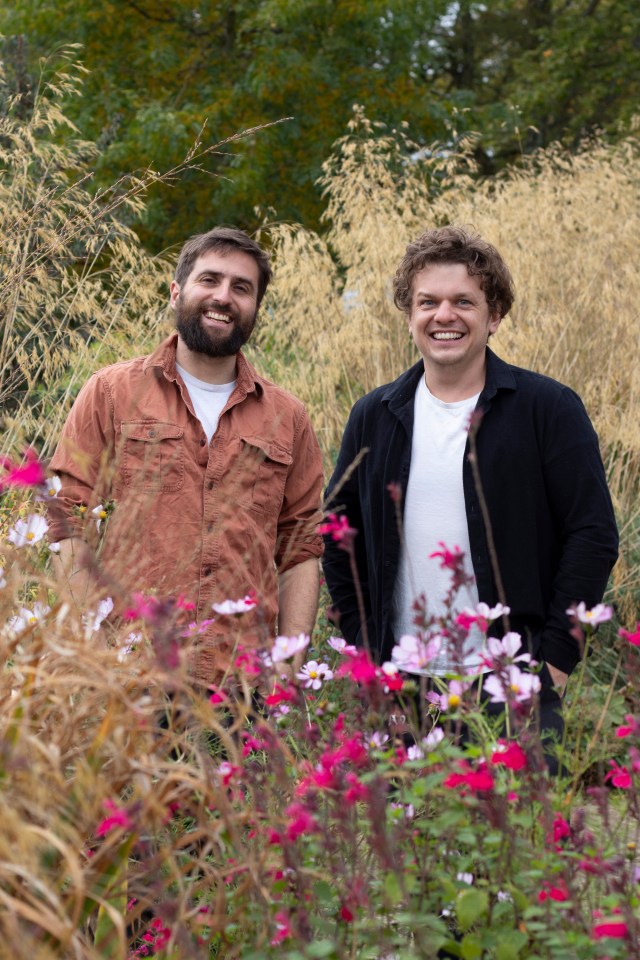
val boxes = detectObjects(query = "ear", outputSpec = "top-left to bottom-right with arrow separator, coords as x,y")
488,311 -> 502,336
169,280 -> 180,310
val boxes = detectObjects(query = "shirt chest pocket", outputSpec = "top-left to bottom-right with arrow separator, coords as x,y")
121,420 -> 185,492
236,435 -> 293,515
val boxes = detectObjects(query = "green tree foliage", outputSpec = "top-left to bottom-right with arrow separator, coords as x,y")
1,0 -> 637,250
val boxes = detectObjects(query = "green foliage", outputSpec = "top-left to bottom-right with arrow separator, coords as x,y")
1,0 -> 638,249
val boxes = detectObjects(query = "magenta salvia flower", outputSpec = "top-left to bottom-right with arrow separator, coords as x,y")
619,623 -> 640,646
0,449 -> 47,491
96,799 -> 134,837
317,513 -> 357,547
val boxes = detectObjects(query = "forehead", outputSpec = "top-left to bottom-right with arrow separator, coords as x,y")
412,262 -> 486,299
186,248 -> 259,288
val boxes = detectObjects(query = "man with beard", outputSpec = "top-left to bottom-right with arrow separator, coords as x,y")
47,227 -> 324,685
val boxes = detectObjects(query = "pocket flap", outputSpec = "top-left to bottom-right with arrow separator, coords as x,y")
121,420 -> 184,443
240,435 -> 293,466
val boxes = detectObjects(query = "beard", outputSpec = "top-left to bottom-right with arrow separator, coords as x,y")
174,296 -> 257,358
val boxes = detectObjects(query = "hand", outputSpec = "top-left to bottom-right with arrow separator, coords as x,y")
545,662 -> 568,694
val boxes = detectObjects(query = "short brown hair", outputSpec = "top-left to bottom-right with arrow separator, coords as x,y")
393,225 -> 515,318
175,227 -> 272,306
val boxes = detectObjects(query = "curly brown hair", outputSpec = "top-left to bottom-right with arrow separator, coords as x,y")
175,227 -> 272,306
392,225 -> 515,319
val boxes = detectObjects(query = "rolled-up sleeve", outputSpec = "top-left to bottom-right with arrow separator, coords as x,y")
275,408 -> 324,573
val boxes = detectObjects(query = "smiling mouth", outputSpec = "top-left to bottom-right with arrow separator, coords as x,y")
203,310 -> 233,325
432,331 -> 463,340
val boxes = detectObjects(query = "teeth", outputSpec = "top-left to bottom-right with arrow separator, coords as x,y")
433,332 -> 463,340
205,311 -> 232,323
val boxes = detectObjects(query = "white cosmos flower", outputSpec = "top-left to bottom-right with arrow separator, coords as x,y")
270,632 -> 310,662
296,660 -> 333,690
486,631 -> 532,664
83,597 -> 114,635
36,476 -> 62,501
91,504 -> 108,531
117,632 -> 142,662
8,514 -> 49,547
327,636 -> 357,656
567,602 -> 613,625
7,602 -> 51,634
212,594 -> 258,615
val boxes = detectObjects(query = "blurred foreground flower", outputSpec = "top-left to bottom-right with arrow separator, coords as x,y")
36,475 -> 62,500
483,664 -> 541,703
7,602 -> 50,634
457,601 -> 510,633
327,636 -> 357,657
212,592 -> 258,615
271,632 -> 310,662
619,622 -> 640,646
391,633 -> 442,672
7,514 -> 49,547
83,596 -> 114,635
567,602 -> 613,625
96,798 -> 134,837
317,512 -> 357,549
0,448 -> 46,490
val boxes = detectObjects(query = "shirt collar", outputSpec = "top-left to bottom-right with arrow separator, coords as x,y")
143,333 -> 263,397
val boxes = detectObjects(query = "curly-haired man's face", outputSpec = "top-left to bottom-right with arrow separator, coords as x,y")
409,263 -> 501,393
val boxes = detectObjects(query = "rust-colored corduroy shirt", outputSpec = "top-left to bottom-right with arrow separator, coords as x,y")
48,334 -> 324,682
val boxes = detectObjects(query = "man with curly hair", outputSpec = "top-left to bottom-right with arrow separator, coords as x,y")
323,225 -> 618,762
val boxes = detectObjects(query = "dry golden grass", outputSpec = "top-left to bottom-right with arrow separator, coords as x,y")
256,111 -> 640,607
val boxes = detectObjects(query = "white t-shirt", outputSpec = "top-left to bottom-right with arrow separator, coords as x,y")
176,364 -> 236,443
393,376 -> 483,675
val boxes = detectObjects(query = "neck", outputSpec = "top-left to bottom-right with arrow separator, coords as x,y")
423,359 -> 486,403
175,337 -> 238,384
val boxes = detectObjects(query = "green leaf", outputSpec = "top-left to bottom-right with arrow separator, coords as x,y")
460,934 -> 483,959
306,941 -> 337,958
384,871 -> 403,904
456,888 -> 488,930
495,930 -> 528,960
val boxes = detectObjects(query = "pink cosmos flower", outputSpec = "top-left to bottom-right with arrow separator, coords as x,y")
566,602 -> 613,625
271,632 -> 310,662
297,660 -> 333,690
391,633 -> 442,672
436,679 -> 469,711
619,623 -> 640,646
212,592 -> 257,615
456,602 -> 510,633
490,740 -> 528,771
0,449 -> 47,491
96,799 -> 134,837
8,514 -> 49,547
327,636 -> 357,657
483,664 -> 541,704
485,632 -> 531,664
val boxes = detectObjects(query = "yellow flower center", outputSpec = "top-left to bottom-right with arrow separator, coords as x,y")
26,532 -> 35,541
309,670 -> 318,680
28,617 -> 37,624
48,487 -> 56,496
99,510 -> 107,520
78,506 -> 87,514
509,683 -> 520,693
449,694 -> 461,709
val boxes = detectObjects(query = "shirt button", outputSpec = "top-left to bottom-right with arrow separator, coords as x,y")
207,522 -> 213,533
148,429 -> 156,438
199,439 -> 206,447
203,567 -> 212,577
208,481 -> 214,490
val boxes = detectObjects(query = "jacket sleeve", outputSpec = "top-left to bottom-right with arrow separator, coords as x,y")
47,373 -> 116,543
275,407 -> 324,573
321,401 -> 373,646
538,388 -> 618,674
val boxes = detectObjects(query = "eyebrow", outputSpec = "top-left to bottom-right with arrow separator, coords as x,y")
414,288 -> 479,299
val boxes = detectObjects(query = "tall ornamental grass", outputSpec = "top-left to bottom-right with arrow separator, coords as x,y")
1,55 -> 639,960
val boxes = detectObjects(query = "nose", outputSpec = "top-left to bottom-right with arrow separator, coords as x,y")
434,299 -> 457,323
213,278 -> 233,304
